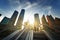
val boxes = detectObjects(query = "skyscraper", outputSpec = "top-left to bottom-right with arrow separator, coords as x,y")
8,10 -> 18,26
41,15 -> 48,26
46,15 -> 55,27
16,9 -> 25,29
41,15 -> 48,30
34,13 -> 40,31
0,14 -> 2,20
0,14 -> 2,16
46,15 -> 60,32
55,17 -> 60,26
55,17 -> 60,30
1,17 -> 10,25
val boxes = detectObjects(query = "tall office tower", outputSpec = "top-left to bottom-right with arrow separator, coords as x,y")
0,14 -> 2,16
55,17 -> 60,26
16,9 -> 25,29
41,15 -> 48,26
47,15 -> 60,32
34,13 -> 40,31
0,14 -> 2,20
9,10 -> 18,26
1,17 -> 10,25
55,17 -> 60,30
41,15 -> 48,30
46,15 -> 55,27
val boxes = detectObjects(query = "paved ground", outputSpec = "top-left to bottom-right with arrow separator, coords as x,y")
33,31 -> 50,40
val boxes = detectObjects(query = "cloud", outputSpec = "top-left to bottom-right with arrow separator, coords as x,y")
43,6 -> 54,16
8,0 -> 20,3
8,0 -> 21,7
24,2 -> 38,9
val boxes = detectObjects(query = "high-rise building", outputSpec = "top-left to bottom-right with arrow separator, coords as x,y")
41,15 -> 48,26
46,15 -> 60,32
55,17 -> 60,30
46,15 -> 55,27
16,9 -> 25,29
55,17 -> 60,26
8,10 -> 18,26
41,15 -> 48,30
0,14 -> 2,16
0,14 -> 2,20
34,13 -> 40,31
1,17 -> 10,25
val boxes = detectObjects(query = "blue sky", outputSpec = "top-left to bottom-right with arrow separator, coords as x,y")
0,0 -> 60,22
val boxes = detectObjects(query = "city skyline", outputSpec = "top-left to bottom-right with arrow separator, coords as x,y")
0,0 -> 60,40
0,9 -> 60,40
0,0 -> 60,23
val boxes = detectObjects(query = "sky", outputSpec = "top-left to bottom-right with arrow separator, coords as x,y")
0,0 -> 60,23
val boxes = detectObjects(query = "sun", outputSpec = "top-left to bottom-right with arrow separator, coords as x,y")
23,12 -> 34,25
28,16 -> 34,25
23,15 -> 34,25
